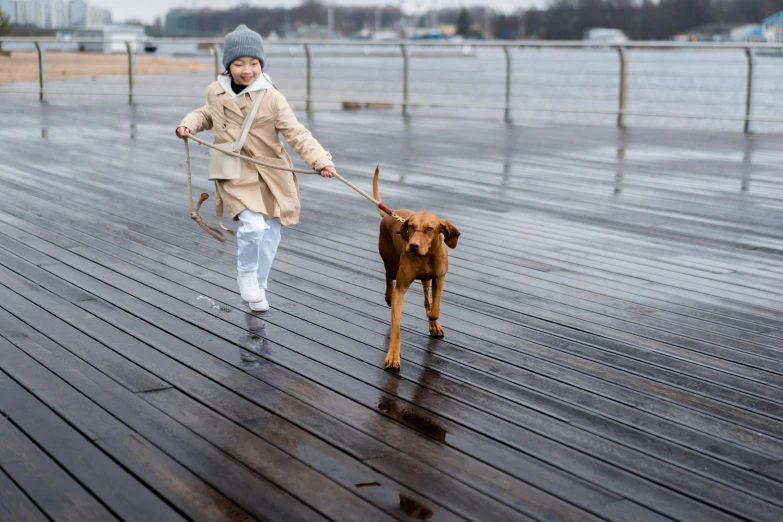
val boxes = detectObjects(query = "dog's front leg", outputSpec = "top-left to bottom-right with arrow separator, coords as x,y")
384,274 -> 394,307
421,280 -> 432,312
428,276 -> 445,337
385,275 -> 413,370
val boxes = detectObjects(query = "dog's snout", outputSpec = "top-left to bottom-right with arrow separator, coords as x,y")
409,242 -> 420,251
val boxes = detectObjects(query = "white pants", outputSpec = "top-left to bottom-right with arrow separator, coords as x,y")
236,210 -> 281,289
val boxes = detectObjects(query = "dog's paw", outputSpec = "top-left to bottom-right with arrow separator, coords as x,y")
429,320 -> 444,337
384,352 -> 401,371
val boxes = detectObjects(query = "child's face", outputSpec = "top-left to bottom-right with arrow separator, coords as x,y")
230,57 -> 262,86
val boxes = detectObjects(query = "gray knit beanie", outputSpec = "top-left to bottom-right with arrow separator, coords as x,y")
222,25 -> 265,70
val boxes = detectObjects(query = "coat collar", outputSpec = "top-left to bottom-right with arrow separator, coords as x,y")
218,73 -> 274,99
217,73 -> 274,117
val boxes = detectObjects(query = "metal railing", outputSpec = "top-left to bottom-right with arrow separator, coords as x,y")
3,37 -> 783,132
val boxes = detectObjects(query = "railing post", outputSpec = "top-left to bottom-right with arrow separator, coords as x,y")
503,46 -> 512,123
401,43 -> 409,117
34,41 -> 46,102
304,44 -> 312,117
212,44 -> 221,77
616,46 -> 628,128
126,41 -> 135,105
744,47 -> 753,134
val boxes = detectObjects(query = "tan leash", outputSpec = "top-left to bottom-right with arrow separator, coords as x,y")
184,133 -> 404,242
184,138 -> 233,242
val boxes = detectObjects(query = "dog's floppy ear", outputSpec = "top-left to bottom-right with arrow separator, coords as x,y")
400,219 -> 411,242
440,220 -> 461,249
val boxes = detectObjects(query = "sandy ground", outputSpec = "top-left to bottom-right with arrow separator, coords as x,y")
0,52 -> 213,83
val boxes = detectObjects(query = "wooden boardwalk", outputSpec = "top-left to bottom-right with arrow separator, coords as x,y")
1,97 -> 783,522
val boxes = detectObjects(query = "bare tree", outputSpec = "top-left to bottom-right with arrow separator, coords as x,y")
531,0 -> 783,40
0,9 -> 12,53
456,8 -> 470,36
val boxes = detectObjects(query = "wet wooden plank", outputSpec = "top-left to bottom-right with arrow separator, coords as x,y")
263,276 -> 783,459
7,167 -> 783,348
6,180 -> 783,508
0,313 -> 256,522
0,290 -> 327,522
3,97 -> 783,522
0,468 -> 48,522
19,246 -> 777,522
0,362 -> 189,522
263,264 -> 783,443
137,388 -> 401,522
7,161 -> 783,378
140,388 -> 479,522
3,180 -> 780,426
0,229 -> 696,512
290,215 -> 783,345
0,256 -> 179,395
0,200 -> 776,434
248,286 -> 783,468
272,251 -> 783,408
0,247 -> 607,522
0,410 -> 119,522
293,205 -> 783,307
0,255 -> 564,521
280,224 -> 783,372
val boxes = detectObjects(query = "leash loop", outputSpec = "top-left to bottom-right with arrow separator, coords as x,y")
185,138 -> 229,242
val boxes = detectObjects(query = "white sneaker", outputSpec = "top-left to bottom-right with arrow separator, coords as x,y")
237,273 -> 263,302
249,289 -> 269,312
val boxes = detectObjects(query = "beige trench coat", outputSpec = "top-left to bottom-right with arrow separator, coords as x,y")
180,81 -> 334,225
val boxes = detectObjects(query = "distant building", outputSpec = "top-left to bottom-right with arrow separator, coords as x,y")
46,0 -> 68,28
164,8 -> 200,36
14,0 -> 42,26
438,23 -> 456,38
26,0 -> 45,26
676,23 -> 744,42
411,27 -> 441,40
68,0 -> 85,25
10,0 -> 67,28
759,10 -> 783,42
729,24 -> 760,42
584,28 -> 628,43
2,0 -> 109,28
295,23 -> 331,39
73,24 -> 144,53
84,4 -> 110,26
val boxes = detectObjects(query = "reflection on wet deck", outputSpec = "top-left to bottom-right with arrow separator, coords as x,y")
1,97 -> 783,522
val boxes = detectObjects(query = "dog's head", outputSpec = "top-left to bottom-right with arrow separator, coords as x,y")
401,211 -> 460,255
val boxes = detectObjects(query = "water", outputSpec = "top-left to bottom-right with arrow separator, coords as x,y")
196,295 -> 230,312
2,40 -> 782,133
282,46 -> 783,133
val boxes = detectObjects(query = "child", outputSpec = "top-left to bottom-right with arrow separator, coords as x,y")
176,25 -> 336,312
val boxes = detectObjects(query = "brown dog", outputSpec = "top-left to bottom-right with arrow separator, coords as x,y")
373,167 -> 461,370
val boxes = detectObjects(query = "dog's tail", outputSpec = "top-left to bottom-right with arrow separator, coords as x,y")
373,165 -> 386,218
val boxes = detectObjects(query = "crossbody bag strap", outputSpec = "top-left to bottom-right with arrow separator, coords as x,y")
234,88 -> 267,153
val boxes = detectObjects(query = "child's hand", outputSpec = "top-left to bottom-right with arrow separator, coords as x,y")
176,126 -> 190,140
320,165 -> 336,178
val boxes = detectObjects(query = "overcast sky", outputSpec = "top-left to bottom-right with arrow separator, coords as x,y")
90,0 -> 547,24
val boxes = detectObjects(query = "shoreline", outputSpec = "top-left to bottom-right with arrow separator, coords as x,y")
0,51 -> 213,84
